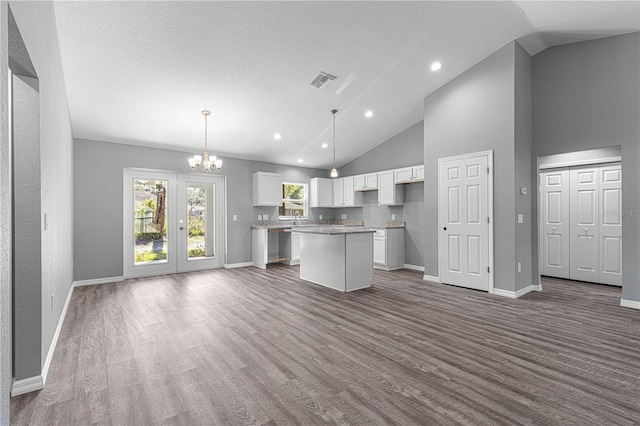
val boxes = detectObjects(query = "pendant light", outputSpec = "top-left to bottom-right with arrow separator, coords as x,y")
188,110 -> 222,172
330,109 -> 338,178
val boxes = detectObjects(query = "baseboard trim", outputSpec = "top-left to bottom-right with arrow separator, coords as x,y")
403,264 -> 425,272
41,281 -> 75,385
423,274 -> 440,283
11,375 -> 44,397
224,262 -> 253,269
493,284 -> 541,299
620,298 -> 640,309
72,276 -> 124,287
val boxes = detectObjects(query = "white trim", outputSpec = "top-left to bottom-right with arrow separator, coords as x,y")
437,150 -> 494,293
11,375 -> 44,397
72,276 -> 125,287
224,262 -> 253,269
620,298 -> 640,309
41,282 -> 75,384
538,156 -> 621,170
422,274 -> 440,283
403,264 -> 424,272
493,284 -> 541,299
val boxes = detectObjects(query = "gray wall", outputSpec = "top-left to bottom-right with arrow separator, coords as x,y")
74,139 -> 333,281
423,42 -> 528,291
0,0 -> 74,398
532,32 -> 640,302
0,2 -> 10,421
336,120 -> 425,267
12,75 -> 42,381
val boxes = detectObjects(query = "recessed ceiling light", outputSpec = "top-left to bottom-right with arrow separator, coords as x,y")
321,143 -> 329,148
430,61 -> 442,72
297,158 -> 304,163
365,110 -> 374,118
273,133 -> 282,140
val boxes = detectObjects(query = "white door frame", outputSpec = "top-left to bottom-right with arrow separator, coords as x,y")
437,150 -> 494,294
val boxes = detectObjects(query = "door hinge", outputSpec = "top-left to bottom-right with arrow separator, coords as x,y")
487,217 -> 490,223
487,266 -> 490,273
487,167 -> 490,174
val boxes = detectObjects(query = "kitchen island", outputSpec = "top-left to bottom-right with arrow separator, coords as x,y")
289,227 -> 375,292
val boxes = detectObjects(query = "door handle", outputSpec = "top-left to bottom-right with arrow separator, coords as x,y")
443,227 -> 447,231
179,226 -> 185,230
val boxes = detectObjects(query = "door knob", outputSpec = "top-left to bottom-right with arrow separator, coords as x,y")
443,227 -> 447,231
180,226 -> 184,230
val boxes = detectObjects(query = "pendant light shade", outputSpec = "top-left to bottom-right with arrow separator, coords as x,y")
188,110 -> 222,172
330,109 -> 338,178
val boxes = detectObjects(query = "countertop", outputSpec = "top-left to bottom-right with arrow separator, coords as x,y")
370,221 -> 405,229
251,220 -> 364,229
287,226 -> 375,235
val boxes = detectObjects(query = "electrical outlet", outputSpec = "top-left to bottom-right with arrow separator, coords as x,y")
232,214 -> 238,222
263,214 -> 268,221
517,262 -> 522,273
391,214 -> 396,221
319,215 -> 323,220
341,214 -> 347,220
517,214 -> 524,224
258,215 -> 262,221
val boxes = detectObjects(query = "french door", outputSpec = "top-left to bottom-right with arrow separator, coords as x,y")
123,169 -> 225,278
438,151 -> 493,292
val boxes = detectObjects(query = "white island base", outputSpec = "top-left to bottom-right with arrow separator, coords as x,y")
298,230 -> 374,292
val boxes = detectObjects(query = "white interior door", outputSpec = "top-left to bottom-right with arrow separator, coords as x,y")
598,164 -> 622,285
438,152 -> 492,292
177,174 -> 225,271
541,168 -> 570,278
570,166 -> 599,282
123,169 -> 177,278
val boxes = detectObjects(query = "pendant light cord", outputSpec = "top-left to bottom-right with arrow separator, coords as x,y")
332,109 -> 337,170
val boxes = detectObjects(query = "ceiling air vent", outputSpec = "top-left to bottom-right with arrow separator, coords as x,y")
310,72 -> 337,89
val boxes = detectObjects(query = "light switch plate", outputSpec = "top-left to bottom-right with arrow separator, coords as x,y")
341,214 -> 347,220
319,215 -> 323,220
517,262 -> 522,273
258,215 -> 262,221
232,214 -> 238,222
517,214 -> 524,224
263,214 -> 268,220
391,214 -> 396,220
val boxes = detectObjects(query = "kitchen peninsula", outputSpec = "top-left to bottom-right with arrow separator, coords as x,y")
290,227 -> 375,292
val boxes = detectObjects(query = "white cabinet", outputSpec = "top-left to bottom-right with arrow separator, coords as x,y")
373,228 -> 405,270
253,228 -> 301,267
332,178 -> 344,207
253,172 -> 282,206
354,173 -> 378,191
395,165 -> 424,183
332,176 -> 361,207
310,177 -> 333,208
378,170 -> 403,206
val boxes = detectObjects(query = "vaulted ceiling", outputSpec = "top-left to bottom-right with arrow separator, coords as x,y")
53,1 -> 639,169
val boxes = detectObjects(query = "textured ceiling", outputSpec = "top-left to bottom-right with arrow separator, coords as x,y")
53,1 -> 639,170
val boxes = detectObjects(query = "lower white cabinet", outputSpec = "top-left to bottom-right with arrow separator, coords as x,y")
252,229 -> 300,268
280,231 -> 300,265
373,228 -> 405,270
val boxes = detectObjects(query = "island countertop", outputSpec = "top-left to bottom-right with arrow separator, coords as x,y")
287,227 -> 374,235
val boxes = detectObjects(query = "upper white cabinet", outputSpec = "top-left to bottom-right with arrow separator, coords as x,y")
378,170 -> 403,205
332,176 -> 361,207
253,172 -> 282,206
354,173 -> 378,191
310,177 -> 333,207
395,165 -> 424,183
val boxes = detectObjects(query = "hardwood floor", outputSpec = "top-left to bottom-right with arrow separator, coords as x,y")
11,266 -> 640,425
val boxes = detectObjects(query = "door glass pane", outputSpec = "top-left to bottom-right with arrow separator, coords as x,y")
187,182 -> 215,259
134,179 -> 168,264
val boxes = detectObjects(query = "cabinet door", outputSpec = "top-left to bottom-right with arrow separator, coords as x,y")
310,178 -> 333,207
332,178 -> 344,207
253,172 -> 283,206
354,175 -> 366,191
364,173 -> 378,190
394,167 -> 413,183
378,171 -> 403,205
413,165 -> 424,181
373,236 -> 386,265
291,233 -> 301,263
343,176 -> 355,206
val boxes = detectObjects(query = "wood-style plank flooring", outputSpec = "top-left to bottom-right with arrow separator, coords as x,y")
11,266 -> 640,425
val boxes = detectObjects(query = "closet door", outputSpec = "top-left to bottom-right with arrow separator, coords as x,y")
569,166 -> 599,282
598,164 -> 622,285
541,169 -> 570,278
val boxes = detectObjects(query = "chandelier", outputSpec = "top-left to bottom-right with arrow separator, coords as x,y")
330,109 -> 338,178
188,110 -> 222,172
